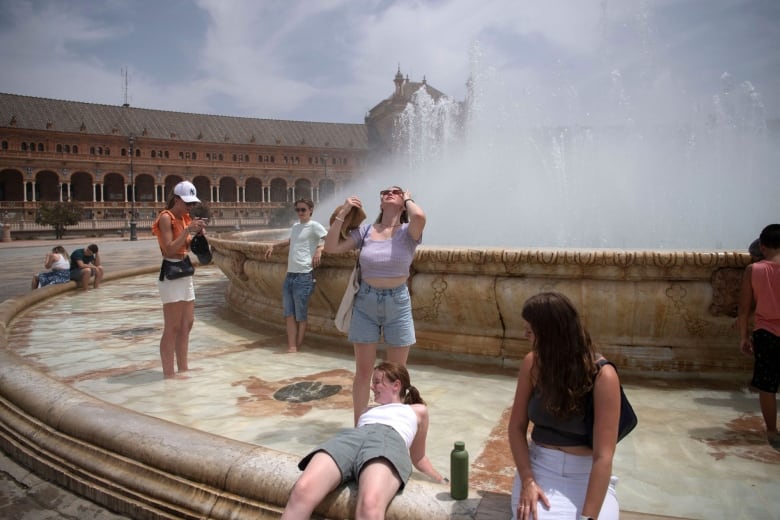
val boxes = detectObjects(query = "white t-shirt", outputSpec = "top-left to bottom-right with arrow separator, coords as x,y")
287,220 -> 327,273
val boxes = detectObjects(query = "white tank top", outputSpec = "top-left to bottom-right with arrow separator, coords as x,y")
51,254 -> 70,270
357,403 -> 418,447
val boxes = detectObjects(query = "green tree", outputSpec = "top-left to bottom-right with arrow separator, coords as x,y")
36,201 -> 84,239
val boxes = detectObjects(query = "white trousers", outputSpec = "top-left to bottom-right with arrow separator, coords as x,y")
511,443 -> 619,519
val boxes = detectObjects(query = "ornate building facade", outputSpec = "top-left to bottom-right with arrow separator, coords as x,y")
0,68 -> 444,234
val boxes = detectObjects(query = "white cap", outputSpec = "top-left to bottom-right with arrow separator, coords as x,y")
174,181 -> 200,203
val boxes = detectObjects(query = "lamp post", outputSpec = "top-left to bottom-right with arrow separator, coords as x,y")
128,135 -> 137,241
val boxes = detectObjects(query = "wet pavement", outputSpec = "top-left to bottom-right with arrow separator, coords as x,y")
1,235 -> 779,520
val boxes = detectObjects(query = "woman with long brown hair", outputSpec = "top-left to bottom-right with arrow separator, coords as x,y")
509,292 -> 621,520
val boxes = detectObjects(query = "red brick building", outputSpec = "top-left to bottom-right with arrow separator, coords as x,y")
0,68 -> 444,235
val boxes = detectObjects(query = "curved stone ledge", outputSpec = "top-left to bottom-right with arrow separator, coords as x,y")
211,232 -> 753,378
0,266 -> 456,520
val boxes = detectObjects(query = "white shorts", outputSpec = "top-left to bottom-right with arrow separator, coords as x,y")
158,275 -> 195,304
511,443 -> 619,520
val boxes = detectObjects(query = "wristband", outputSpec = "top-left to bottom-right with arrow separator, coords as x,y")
403,198 -> 414,206
579,516 -> 595,520
334,216 -> 344,222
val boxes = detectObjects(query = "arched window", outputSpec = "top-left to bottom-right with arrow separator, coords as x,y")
135,148 -> 140,157
73,145 -> 78,154
55,144 -> 62,152
151,150 -> 156,158
37,143 -> 44,152
22,142 -> 28,151
164,151 -> 169,158
1,141 -> 7,150
192,152 -> 197,160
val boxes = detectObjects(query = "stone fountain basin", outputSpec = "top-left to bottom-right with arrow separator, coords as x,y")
211,230 -> 752,378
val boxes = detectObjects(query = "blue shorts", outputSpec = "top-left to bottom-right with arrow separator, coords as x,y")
751,329 -> 780,393
283,272 -> 315,321
348,281 -> 415,347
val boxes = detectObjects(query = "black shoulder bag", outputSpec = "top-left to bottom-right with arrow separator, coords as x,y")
585,359 -> 638,446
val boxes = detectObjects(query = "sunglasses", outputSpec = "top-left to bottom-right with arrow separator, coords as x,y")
185,202 -> 199,207
380,189 -> 403,197
295,207 -> 309,212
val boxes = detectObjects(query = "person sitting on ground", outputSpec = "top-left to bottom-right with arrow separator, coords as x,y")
69,244 -> 104,290
31,245 -> 71,289
281,361 -> 445,520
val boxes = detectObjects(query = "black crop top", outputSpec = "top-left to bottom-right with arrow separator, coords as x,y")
528,387 -> 589,446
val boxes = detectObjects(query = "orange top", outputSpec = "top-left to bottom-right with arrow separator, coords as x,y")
152,209 -> 192,258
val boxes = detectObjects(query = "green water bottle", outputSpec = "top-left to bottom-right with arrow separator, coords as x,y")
450,440 -> 469,500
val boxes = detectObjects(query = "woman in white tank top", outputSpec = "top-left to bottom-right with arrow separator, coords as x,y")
282,361 -> 445,520
31,245 -> 71,289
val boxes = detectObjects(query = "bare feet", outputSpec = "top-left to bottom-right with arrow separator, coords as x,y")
286,346 -> 298,353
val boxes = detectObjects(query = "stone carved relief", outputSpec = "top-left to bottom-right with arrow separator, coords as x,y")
418,247 -> 750,271
665,283 -> 710,337
414,276 -> 448,322
709,268 -> 744,318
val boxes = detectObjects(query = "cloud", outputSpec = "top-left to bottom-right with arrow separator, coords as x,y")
0,0 -> 777,123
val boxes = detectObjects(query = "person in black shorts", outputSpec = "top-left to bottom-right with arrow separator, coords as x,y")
738,224 -> 780,450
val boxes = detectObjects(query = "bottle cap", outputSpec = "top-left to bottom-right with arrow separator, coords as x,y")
454,441 -> 465,449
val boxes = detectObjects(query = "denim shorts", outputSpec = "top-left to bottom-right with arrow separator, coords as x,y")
348,280 -> 415,346
283,272 -> 315,321
298,423 -> 412,490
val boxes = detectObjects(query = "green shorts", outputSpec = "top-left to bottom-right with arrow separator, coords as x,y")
298,423 -> 412,490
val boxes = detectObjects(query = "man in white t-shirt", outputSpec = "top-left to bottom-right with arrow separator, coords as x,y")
265,198 -> 327,352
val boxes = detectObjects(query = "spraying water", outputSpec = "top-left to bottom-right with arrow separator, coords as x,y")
380,46 -> 775,250
317,7 -> 776,250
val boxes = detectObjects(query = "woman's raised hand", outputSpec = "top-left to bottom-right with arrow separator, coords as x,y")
343,196 -> 362,210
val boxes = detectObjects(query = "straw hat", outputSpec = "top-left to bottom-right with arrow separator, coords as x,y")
329,206 -> 367,240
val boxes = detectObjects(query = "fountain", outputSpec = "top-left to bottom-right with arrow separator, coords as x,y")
214,34 -> 772,377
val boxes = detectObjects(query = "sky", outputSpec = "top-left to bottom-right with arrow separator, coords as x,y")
0,0 -> 778,125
